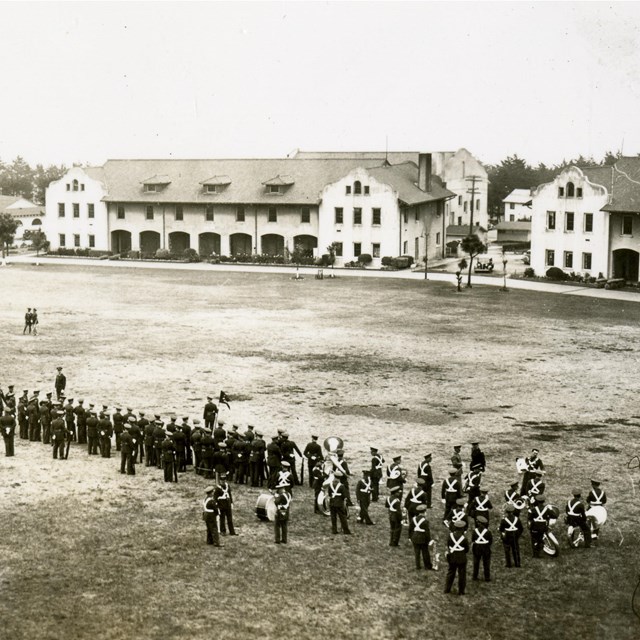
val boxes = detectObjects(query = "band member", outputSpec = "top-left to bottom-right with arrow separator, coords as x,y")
51,409 -> 67,460
451,445 -> 463,482
328,471 -> 351,535
566,489 -> 591,548
385,485 -> 403,546
450,497 -> 469,530
504,481 -> 522,512
202,486 -> 222,547
271,460 -> 294,494
266,436 -> 282,485
355,469 -> 374,525
161,436 -> 177,483
370,447 -> 384,502
470,442 -> 486,472
386,455 -> 406,496
274,487 -> 291,544
405,479 -> 428,536
411,504 -> 433,570
528,494 -> 551,558
524,470 -> 546,506
333,450 -> 353,506
444,521 -> 469,596
465,463 -> 483,504
312,461 -> 325,514
214,472 -> 236,535
250,430 -> 266,487
1,408 -> 16,456
469,488 -> 493,523
471,515 -> 493,581
279,433 -> 303,485
499,504 -> 523,568
417,453 -> 434,508
520,448 -> 544,496
86,410 -> 99,455
120,426 -> 136,475
75,399 -> 87,445
303,435 -> 323,487
442,468 -> 462,522
587,479 -> 607,543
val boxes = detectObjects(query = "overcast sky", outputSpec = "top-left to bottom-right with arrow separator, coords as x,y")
1,1 -> 639,168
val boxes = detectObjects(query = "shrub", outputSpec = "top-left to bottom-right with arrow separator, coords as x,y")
88,249 -> 112,258
155,248 -> 171,260
127,250 -> 140,259
183,248 -> 201,263
75,248 -> 90,257
523,267 -> 535,278
381,256 -> 393,267
320,253 -> 332,267
358,253 -> 372,265
546,266 -> 567,281
391,256 -> 411,269
401,255 -> 414,267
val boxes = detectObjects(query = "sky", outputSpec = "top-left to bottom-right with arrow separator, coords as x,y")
1,1 -> 639,168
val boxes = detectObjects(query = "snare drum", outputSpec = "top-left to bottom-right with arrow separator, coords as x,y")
255,493 -> 277,522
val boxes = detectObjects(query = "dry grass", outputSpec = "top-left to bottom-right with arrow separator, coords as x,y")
1,263 -> 639,640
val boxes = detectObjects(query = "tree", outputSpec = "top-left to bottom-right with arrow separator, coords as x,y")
460,234 -> 486,288
33,163 -> 67,205
0,213 -> 19,258
29,229 -> 49,256
0,156 -> 33,199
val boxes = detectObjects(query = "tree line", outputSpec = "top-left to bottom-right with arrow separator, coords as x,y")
0,157 -> 68,205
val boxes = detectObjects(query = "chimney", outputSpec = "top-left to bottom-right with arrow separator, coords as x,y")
418,153 -> 432,192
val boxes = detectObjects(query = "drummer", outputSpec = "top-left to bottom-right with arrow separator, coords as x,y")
520,448 -> 544,496
586,479 -> 607,543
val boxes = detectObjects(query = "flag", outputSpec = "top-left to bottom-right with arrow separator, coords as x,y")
219,390 -> 231,409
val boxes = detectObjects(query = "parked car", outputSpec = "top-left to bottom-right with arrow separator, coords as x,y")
523,251 -> 531,265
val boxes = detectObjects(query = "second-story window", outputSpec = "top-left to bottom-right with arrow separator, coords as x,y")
73,203 -> 80,218
547,211 -> 556,230
622,215 -> 633,235
372,208 -> 381,225
117,205 -> 125,220
268,207 -> 277,222
146,206 -> 154,220
58,203 -> 65,217
301,207 -> 310,223
584,213 -> 593,233
88,203 -> 95,218
335,207 -> 343,224
353,208 -> 362,225
354,181 -> 362,195
205,205 -> 214,222
175,205 -> 183,221
236,206 -> 245,222
565,212 -> 574,232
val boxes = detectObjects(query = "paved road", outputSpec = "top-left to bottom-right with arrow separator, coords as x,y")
4,253 -> 640,304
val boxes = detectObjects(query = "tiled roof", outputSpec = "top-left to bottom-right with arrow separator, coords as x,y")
0,195 -> 19,211
141,174 -> 172,185
262,174 -> 295,186
200,175 -> 232,186
600,158 -> 640,213
503,188 -> 532,204
89,159 -> 453,206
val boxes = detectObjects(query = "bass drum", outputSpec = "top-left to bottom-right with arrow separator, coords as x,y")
255,493 -> 277,522
516,457 -> 528,473
586,506 -> 607,527
316,489 -> 331,516
542,531 -> 560,557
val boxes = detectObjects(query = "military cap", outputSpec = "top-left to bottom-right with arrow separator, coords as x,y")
205,486 -> 214,494
219,472 -> 228,478
56,366 -> 63,371
454,520 -> 466,529
115,407 -> 121,411
154,414 -> 161,420
218,420 -> 225,426
531,448 -> 539,453
393,455 -> 402,462
193,418 -> 201,425
102,405 -> 108,410
139,411 -> 145,416
480,488 -> 488,494
277,429 -> 284,434
571,488 -> 581,496
336,449 -> 344,455
169,416 -> 177,421
370,447 -> 378,452
247,425 -> 254,430
281,461 -> 290,468
255,431 -> 263,437
333,470 -> 343,477
46,392 -> 52,397
424,453 -> 432,459
218,442 -> 227,448
590,479 -> 601,485
416,478 -> 426,486
281,432 -> 289,438
23,389 -> 29,393
449,468 -> 458,475
127,416 -> 136,422
206,395 -> 213,400
505,504 -> 515,513
471,442 -> 479,446
535,494 -> 545,502
89,403 -> 95,408
232,424 -> 239,430
271,436 -> 279,441
456,497 -> 466,506
155,420 -> 164,426
453,445 -> 461,450
311,434 -> 318,439
510,480 -> 519,487
78,399 -> 84,403
476,516 -> 488,525
416,504 -> 427,513
34,390 -> 40,394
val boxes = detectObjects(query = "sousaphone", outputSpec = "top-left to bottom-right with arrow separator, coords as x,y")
324,436 -> 344,453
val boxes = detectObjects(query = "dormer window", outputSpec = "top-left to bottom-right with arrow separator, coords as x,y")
262,174 -> 294,194
145,184 -> 157,193
201,175 -> 231,194
141,175 -> 171,193
566,182 -> 575,198
206,185 -> 218,193
269,185 -> 281,194
354,181 -> 362,195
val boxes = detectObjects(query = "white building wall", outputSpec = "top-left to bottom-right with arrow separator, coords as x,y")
503,201 -> 532,222
44,167 -> 109,250
530,167 -> 609,277
443,148 -> 489,230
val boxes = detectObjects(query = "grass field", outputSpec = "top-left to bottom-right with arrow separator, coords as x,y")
1,262 -> 639,640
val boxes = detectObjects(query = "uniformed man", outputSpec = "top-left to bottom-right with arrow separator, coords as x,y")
566,488 -> 591,548
444,521 -> 469,596
153,417 -> 166,469
312,461 -> 325,514
191,421 -> 204,475
17,391 -> 28,439
370,447 -> 384,502
303,435 -> 323,487
520,448 -> 544,496
470,441 -> 486,472
166,415 -> 178,434
441,468 -> 462,522
214,472 -> 236,536
528,494 -> 551,558
213,419 -> 226,446
328,471 -> 351,535
465,463 -> 483,504
243,424 -> 255,442
333,450 -> 353,505
499,504 -> 523,568
172,425 -> 187,473
266,435 -> 282,485
280,433 -> 303,485
417,453 -> 434,508
411,504 -> 433,570
144,417 -> 157,466
524,470 -> 546,506
470,488 -> 493,524
120,426 -> 136,475
23,308 -> 32,334
355,469 -> 374,525
27,396 -> 39,441
112,407 -> 125,451
75,399 -> 87,445
451,445 -> 463,482
587,479 -> 607,543
274,487 -> 291,544
64,397 -> 76,442
128,416 -> 142,464
180,416 -> 192,466
203,396 -> 218,430
86,410 -> 100,455
232,435 -> 249,484
161,436 -> 177,482
504,481 -> 522,513
385,485 -> 403,546
250,430 -> 266,487
4,386 -> 16,414
55,366 -> 66,400
212,441 -> 229,483
51,408 -> 67,460
202,486 -> 222,547
450,497 -> 469,530
137,411 -> 149,463
1,408 -> 16,456
405,479 -> 428,536
386,455 -> 406,495
39,400 -> 51,445
98,411 -> 113,458
471,515 -> 493,581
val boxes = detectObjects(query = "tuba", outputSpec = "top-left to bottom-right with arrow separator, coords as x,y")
323,436 -> 344,453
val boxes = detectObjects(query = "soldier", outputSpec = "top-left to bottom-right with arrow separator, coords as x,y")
55,366 -> 66,400
271,460 -> 294,494
471,515 -> 493,581
411,504 -> 433,570
1,408 -> 16,456
333,450 -> 353,506
39,400 -> 51,445
266,435 -> 282,485
499,504 -> 523,568
386,455 -> 406,496
4,386 -> 16,414
355,469 -> 374,525
444,521 -> 469,596
203,395 -> 217,430
524,470 -> 546,506
587,479 -> 607,543
161,436 -> 177,483
191,421 -> 204,475
213,419 -> 226,446
243,424 -> 255,442
566,488 -> 591,548
51,408 -> 67,460
27,396 -> 39,441
469,488 -> 493,524
417,453 -> 434,508
370,448 -> 384,502
202,430 -> 216,479
64,413 -> 74,459
504,481 -> 522,512
86,410 -> 100,455
328,471 -> 351,535
250,430 -> 266,487
23,308 -> 32,334
302,435 -> 323,487
212,441 -> 228,483
470,441 -> 486,472
520,448 -> 544,496
274,487 -> 291,544
528,494 -> 551,558
280,433 -> 303,485
120,426 -> 135,475
64,397 -> 76,442
451,445 -> 463,482
465,463 -> 483,504
98,411 -> 113,458
144,417 -> 157,466
153,417 -> 166,469
232,435 -> 249,484
180,416 -> 192,466
112,407 -> 125,451
405,479 -> 428,536
137,411 -> 149,463
172,425 -> 187,473
17,391 -> 28,439
202,486 -> 222,547
166,415 -> 178,433
450,497 -> 469,530
312,461 -> 325,514
441,468 -> 462,522
214,472 -> 236,535
128,416 -> 142,464
75,399 -> 87,445
385,485 -> 403,546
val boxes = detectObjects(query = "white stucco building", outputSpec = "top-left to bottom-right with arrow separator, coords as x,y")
502,188 -> 532,222
1,195 -> 45,242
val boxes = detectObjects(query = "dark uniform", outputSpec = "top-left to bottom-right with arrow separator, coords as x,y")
471,517 -> 493,581
312,462 -> 325,513
444,522 -> 469,595
51,414 -> 67,459
112,408 -> 125,452
417,454 -> 434,508
191,425 -> 204,475
98,413 -> 113,458
27,398 -> 39,441
411,506 -> 433,570
75,401 -> 87,444
137,413 -> 149,463
405,481 -> 428,536
528,495 -> 551,558
203,398 -> 217,430
161,438 -> 177,482
303,436 -> 323,487
1,410 -> 16,456
499,504 -> 523,567
328,475 -> 351,535
128,418 -> 142,464
120,430 -> 136,475
470,442 -> 486,472
18,393 -> 28,439
55,367 -> 66,400
86,411 -> 99,455
266,437 -> 282,484
566,490 -> 591,548
441,469 -> 462,522
180,418 -> 192,466
202,488 -> 221,547
250,432 -> 266,487
232,437 -> 249,484
370,448 -> 384,502
355,471 -> 374,525
154,421 -> 166,469
144,420 -> 157,466
39,401 -> 51,444
214,476 -> 236,535
385,487 -> 403,546
172,427 -> 187,472
274,489 -> 291,544
64,399 -> 76,442
280,434 -> 302,485
520,450 -> 544,496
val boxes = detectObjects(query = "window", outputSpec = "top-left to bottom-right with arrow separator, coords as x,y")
464,201 -> 468,213
345,185 -> 351,195
80,184 -> 85,191
206,185 -> 219,193
458,195 -> 462,206
353,242 -> 361,257
509,215 -> 515,222
353,208 -> 362,225
58,203 -> 65,217
88,203 -> 95,218
546,249 -> 555,266
565,212 -> 574,232
146,206 -> 154,220
175,205 -> 183,221
335,207 -> 343,224
364,186 -> 370,195
72,179 -> 78,191
354,181 -> 362,195
334,242 -> 343,257
403,241 -> 408,254
205,205 -> 214,222
301,207 -> 310,224
89,235 -> 95,248
457,216 -> 462,226
436,232 -> 441,245
403,210 -> 408,223
59,233 -> 66,247
236,206 -> 245,222
558,186 -> 565,197
74,234 -> 80,248
510,203 -> 515,210
547,211 -> 556,230
583,252 -> 592,270
372,243 -> 380,258
622,215 -> 633,235
584,213 -> 593,233
576,187 -> 583,198
66,184 -> 70,191
117,205 -> 125,220
564,251 -> 573,268
372,208 -> 381,225
145,184 -> 157,193
73,203 -> 80,218
268,207 -> 277,222
476,199 -> 480,211
268,185 -> 280,194
566,182 -> 575,198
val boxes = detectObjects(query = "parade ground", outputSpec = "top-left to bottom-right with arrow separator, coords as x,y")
1,261 -> 639,640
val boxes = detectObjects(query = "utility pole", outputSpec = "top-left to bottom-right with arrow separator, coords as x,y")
424,231 -> 429,280
466,176 -> 481,235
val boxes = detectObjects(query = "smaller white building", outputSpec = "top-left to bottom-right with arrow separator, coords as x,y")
502,189 -> 532,222
0,195 -> 45,242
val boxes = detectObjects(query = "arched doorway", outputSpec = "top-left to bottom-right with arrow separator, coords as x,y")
32,218 -> 42,226
293,234 -> 317,257
198,232 -> 221,257
169,231 -> 190,254
612,248 -> 639,281
140,231 -> 161,256
230,233 -> 252,256
261,233 -> 284,256
111,230 -> 132,254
